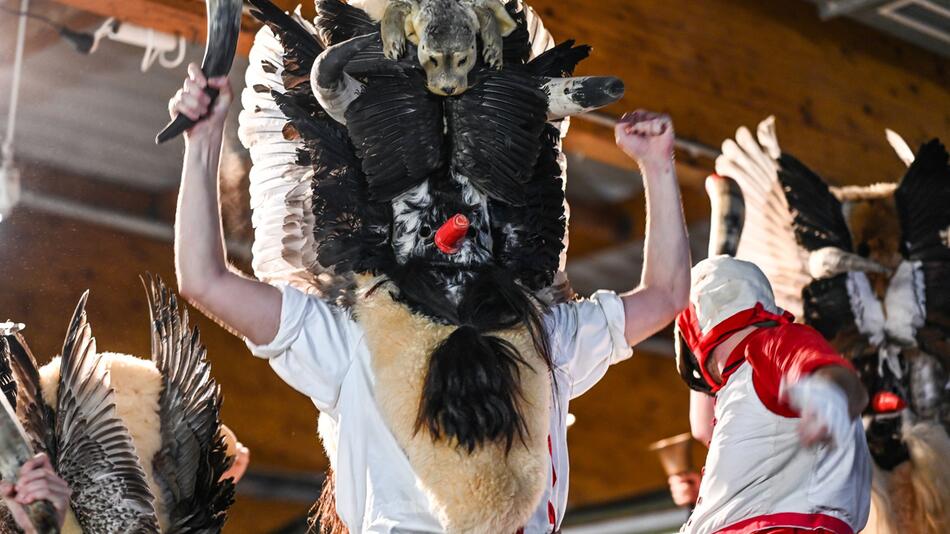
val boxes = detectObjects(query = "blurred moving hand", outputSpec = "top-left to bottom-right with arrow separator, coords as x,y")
668,471 -> 701,507
220,425 -> 251,484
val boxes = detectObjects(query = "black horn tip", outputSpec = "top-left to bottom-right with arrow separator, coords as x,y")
566,76 -> 626,111
604,76 -> 625,99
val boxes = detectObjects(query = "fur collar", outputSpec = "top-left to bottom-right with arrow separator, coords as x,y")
354,281 -> 551,533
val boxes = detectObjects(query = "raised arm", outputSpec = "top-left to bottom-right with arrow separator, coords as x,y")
613,111 -> 691,346
172,63 -> 281,345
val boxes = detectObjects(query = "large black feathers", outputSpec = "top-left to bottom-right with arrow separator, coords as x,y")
315,0 -> 377,46
1,331 -> 54,456
145,276 -> 234,533
526,39 -> 591,78
345,71 -> 445,202
447,70 -> 548,205
777,154 -> 853,252
248,0 -> 579,292
895,139 -> 950,262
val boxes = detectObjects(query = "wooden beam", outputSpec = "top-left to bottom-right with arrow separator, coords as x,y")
46,0 -> 950,188
50,0 -> 261,54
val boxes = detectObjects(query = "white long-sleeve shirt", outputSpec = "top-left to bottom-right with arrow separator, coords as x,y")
247,284 -> 632,533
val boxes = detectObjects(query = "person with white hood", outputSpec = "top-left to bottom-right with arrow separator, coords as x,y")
674,255 -> 872,534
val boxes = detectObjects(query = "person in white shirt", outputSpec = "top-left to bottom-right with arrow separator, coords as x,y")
169,63 -> 690,533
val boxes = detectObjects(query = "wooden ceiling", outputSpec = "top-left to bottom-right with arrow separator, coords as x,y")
44,0 -> 950,186
3,0 -> 949,531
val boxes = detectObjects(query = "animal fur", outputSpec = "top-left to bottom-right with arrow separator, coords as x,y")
380,0 -> 517,95
863,421 -> 950,534
353,280 -> 551,533
38,353 -> 168,530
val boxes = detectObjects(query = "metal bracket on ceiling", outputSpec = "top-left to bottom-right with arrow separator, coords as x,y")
812,0 -> 893,20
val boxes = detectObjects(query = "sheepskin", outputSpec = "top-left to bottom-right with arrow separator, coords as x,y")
353,281 -> 551,534
864,420 -> 950,534
39,353 -> 166,530
831,182 -> 897,202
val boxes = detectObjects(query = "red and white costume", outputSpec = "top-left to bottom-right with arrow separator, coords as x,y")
676,257 -> 871,534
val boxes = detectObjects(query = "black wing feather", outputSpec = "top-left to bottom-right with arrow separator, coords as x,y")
777,153 -> 853,251
490,124 -> 566,290
0,339 -> 16,410
345,71 -> 444,202
447,70 -> 548,205
894,139 -> 950,261
801,275 -> 873,360
315,0 -> 377,46
525,40 -> 591,77
145,275 -> 235,532
917,261 -> 950,363
2,331 -> 54,456
248,0 -> 327,119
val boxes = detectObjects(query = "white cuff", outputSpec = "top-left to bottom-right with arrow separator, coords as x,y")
591,290 -> 634,364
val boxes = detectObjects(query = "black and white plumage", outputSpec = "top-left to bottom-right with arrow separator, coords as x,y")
0,294 -> 161,533
53,294 -> 160,533
712,117 -> 950,470
238,2 -> 622,530
239,0 -> 616,308
0,280 -> 234,533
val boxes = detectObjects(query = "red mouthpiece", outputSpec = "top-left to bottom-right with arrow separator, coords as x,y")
435,214 -> 470,254
872,391 -> 906,414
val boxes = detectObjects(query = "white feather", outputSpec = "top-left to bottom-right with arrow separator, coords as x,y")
884,260 -> 926,345
885,128 -> 916,168
846,271 -> 886,348
238,25 -> 331,296
715,117 -> 810,318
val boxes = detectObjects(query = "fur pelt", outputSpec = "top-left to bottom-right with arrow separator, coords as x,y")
831,182 -> 897,202
353,281 -> 551,533
864,420 -> 950,534
38,353 -> 167,530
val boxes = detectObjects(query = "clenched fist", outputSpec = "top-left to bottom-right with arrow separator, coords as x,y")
615,110 -> 675,167
168,63 -> 233,141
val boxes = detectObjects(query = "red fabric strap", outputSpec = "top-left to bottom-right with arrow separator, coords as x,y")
714,512 -> 853,534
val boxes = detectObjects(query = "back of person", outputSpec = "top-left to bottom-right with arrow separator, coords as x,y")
686,355 -> 871,533
675,257 -> 871,534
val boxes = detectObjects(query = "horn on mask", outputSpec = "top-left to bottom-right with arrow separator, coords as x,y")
311,33 -> 373,125
543,76 -> 625,120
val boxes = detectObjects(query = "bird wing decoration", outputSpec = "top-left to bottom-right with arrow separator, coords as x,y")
447,70 -> 547,205
238,1 -> 343,298
891,139 -> 950,359
1,329 -> 54,456
144,276 -> 234,532
54,293 -> 160,533
0,338 -> 17,412
714,116 -> 812,317
239,0 -> 613,300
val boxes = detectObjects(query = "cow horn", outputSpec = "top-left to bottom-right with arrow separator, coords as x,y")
311,34 -> 374,124
543,76 -> 625,120
808,247 -> 889,279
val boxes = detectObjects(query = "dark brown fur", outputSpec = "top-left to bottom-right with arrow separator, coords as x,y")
310,468 -> 347,534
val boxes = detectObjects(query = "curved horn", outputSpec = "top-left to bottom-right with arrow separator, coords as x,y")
808,246 -> 889,279
705,174 -> 745,258
543,76 -> 625,120
156,0 -> 242,143
311,34 -> 374,125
